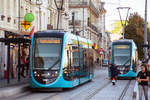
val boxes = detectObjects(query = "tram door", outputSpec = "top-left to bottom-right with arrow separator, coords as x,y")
64,44 -> 79,85
71,45 -> 80,85
88,49 -> 94,77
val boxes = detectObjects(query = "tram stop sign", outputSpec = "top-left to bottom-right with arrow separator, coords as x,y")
24,13 -> 34,22
21,21 -> 32,30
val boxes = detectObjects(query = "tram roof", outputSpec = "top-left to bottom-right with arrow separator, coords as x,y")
112,39 -> 137,48
113,39 -> 133,43
35,30 -> 65,37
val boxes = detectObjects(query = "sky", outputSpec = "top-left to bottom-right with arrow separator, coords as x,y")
102,0 -> 150,31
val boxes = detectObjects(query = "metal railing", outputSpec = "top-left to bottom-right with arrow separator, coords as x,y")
89,0 -> 99,17
69,20 -> 81,26
88,21 -> 98,33
69,0 -> 99,17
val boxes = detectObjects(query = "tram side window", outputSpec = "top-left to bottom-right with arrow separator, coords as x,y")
82,48 -> 89,76
87,49 -> 94,74
72,46 -> 80,74
63,44 -> 80,81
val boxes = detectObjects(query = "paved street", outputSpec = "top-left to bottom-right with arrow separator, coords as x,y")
1,68 -> 137,100
0,0 -> 150,100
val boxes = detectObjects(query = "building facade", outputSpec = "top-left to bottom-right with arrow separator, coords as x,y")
0,0 -> 108,80
0,0 -> 69,80
68,0 -> 106,61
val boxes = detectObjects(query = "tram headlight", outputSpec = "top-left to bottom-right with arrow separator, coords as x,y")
55,71 -> 58,75
34,71 -> 37,74
37,74 -> 40,77
34,71 -> 37,76
47,73 -> 50,76
51,73 -> 55,78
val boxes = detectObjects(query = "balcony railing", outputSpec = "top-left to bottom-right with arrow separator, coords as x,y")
89,1 -> 99,17
69,1 -> 88,7
69,20 -> 81,26
88,21 -> 98,33
69,0 -> 99,17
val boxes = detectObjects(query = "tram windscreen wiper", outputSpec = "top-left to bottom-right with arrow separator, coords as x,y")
48,58 -> 60,70
123,58 -> 130,66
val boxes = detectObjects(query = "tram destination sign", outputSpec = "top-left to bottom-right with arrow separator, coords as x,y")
40,40 -> 60,44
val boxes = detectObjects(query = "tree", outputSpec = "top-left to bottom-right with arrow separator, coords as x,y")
125,12 -> 150,59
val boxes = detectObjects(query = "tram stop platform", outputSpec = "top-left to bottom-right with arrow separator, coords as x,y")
133,81 -> 150,100
0,79 -> 29,98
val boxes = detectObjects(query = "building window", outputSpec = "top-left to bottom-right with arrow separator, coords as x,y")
14,19 -> 16,24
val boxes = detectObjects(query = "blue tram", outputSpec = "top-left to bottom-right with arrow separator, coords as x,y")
109,39 -> 138,78
30,30 -> 94,89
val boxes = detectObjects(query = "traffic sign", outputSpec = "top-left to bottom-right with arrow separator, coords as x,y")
21,20 -> 32,30
99,48 -> 103,52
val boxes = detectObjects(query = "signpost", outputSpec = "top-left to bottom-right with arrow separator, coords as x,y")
20,13 -> 34,35
21,21 -> 32,30
24,13 -> 34,22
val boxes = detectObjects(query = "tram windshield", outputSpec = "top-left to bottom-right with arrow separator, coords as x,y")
113,44 -> 131,66
33,37 -> 62,70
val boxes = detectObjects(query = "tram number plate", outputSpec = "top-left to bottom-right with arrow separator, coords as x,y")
120,67 -> 125,70
120,71 -> 123,74
43,79 -> 49,81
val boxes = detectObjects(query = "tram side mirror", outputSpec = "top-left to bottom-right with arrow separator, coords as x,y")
92,46 -> 94,49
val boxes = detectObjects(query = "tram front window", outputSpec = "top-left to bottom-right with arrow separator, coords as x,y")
113,45 -> 131,66
33,37 -> 62,71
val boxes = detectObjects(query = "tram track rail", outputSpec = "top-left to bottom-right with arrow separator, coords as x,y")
84,81 -> 110,100
43,93 -> 59,100
118,80 -> 131,100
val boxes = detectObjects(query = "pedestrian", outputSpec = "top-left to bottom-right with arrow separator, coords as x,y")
25,55 -> 30,76
145,63 -> 150,86
136,64 -> 149,100
20,56 -> 26,78
110,64 -> 118,77
96,58 -> 99,64
110,64 -> 118,85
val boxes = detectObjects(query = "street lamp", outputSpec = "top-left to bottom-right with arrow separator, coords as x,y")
144,0 -> 148,59
54,0 -> 64,30
117,7 -> 130,39
36,0 -> 43,31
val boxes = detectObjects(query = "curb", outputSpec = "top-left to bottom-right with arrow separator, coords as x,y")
133,82 -> 138,99
0,84 -> 29,98
133,64 -> 141,100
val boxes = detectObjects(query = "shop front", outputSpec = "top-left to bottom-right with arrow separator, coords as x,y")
0,30 -> 31,87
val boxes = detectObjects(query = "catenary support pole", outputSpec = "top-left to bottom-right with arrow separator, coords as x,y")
144,0 -> 148,59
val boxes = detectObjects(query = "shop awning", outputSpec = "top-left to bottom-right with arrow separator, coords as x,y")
0,38 -> 31,44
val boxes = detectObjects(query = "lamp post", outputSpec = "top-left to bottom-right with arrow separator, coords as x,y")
117,7 -> 130,39
18,0 -> 21,31
36,0 -> 43,31
144,0 -> 148,59
54,0 -> 64,30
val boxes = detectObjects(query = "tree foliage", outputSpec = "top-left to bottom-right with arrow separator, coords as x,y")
125,12 -> 150,59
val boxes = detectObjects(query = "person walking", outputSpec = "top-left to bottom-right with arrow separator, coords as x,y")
25,56 -> 30,76
20,56 -> 26,78
137,64 -> 149,100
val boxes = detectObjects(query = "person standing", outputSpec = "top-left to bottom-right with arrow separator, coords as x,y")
137,64 -> 149,100
110,64 -> 118,85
